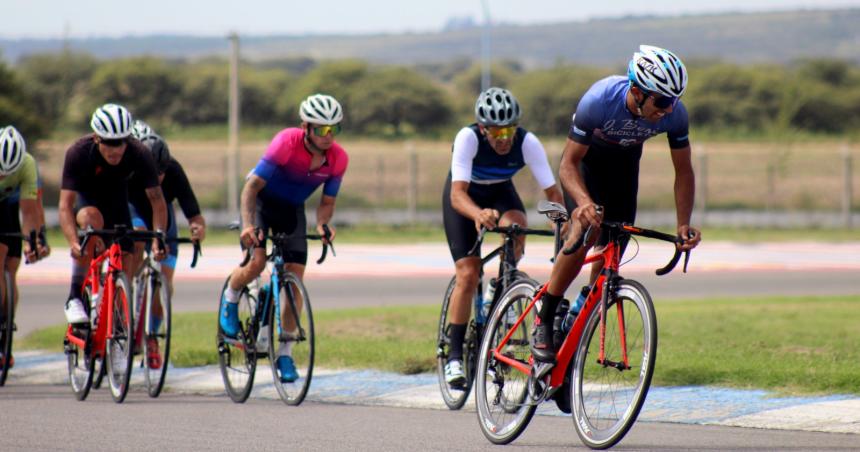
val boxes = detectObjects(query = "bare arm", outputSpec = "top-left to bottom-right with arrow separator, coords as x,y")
188,214 -> 207,242
451,181 -> 498,231
670,145 -> 701,250
19,199 -> 42,261
240,175 -> 267,247
146,186 -> 168,259
58,189 -> 79,251
316,195 -> 337,242
558,139 -> 601,228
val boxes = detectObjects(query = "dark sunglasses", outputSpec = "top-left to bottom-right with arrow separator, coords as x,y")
99,137 -> 126,147
650,94 -> 678,109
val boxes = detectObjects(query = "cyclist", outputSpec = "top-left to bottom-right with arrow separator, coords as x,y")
59,103 -> 168,325
0,125 -> 50,368
530,45 -> 701,367
127,120 -> 206,368
219,93 -> 348,383
442,87 -> 563,387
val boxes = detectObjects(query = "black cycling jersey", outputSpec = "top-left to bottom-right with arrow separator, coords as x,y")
128,157 -> 201,225
0,199 -> 22,258
455,124 -> 528,183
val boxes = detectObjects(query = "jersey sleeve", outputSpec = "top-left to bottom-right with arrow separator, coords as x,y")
450,128 -> 479,183
667,101 -> 691,149
322,149 -> 349,198
16,155 -> 39,200
568,88 -> 603,146
521,132 -> 557,190
168,160 -> 202,219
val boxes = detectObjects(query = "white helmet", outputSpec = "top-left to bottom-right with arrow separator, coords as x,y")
299,94 -> 343,125
131,119 -> 155,141
0,126 -> 26,176
475,87 -> 521,127
90,103 -> 134,139
628,45 -> 688,98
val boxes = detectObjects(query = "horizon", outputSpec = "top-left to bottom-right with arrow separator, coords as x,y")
3,1 -> 860,40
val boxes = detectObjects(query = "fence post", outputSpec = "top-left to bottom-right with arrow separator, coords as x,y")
695,145 -> 708,225
766,162 -> 776,215
407,143 -> 418,224
843,144 -> 853,228
377,155 -> 386,204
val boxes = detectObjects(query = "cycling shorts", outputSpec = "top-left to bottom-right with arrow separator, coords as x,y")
243,199 -> 308,266
75,193 -> 134,253
129,203 -> 179,270
442,173 -> 525,261
0,199 -> 22,258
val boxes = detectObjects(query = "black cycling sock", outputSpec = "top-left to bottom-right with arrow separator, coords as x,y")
68,262 -> 86,300
539,292 -> 563,325
447,323 -> 467,361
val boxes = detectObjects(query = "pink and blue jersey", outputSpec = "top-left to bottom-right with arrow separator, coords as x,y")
252,128 -> 349,206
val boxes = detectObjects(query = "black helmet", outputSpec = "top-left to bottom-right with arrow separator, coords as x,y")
140,134 -> 171,173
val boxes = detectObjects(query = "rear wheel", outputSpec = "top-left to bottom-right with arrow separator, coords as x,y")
436,276 -> 481,410
571,279 -> 657,450
0,271 -> 15,385
105,272 -> 134,403
475,278 -> 538,444
66,288 -> 94,401
269,273 -> 314,406
143,271 -> 171,398
216,277 -> 257,403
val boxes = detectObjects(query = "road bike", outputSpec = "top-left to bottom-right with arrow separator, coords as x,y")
0,231 -> 40,386
217,225 -> 333,405
436,222 -> 560,410
475,201 -> 692,449
129,237 -> 200,397
64,225 -> 165,403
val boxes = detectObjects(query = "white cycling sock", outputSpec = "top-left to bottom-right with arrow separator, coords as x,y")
277,337 -> 295,357
224,287 -> 240,304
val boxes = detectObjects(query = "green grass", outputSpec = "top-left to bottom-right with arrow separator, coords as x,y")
17,295 -> 860,395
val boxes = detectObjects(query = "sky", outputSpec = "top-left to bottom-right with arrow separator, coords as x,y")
5,0 -> 860,39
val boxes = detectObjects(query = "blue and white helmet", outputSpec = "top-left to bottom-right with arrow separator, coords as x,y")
90,103 -> 134,139
628,45 -> 688,98
131,119 -> 155,141
0,125 -> 26,176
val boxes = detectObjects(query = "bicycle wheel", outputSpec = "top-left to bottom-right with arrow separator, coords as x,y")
66,287 -> 94,401
435,276 -> 481,410
143,271 -> 171,398
571,279 -> 657,450
475,278 -> 538,445
269,272 -> 314,405
216,277 -> 257,403
105,272 -> 134,403
91,357 -> 106,389
0,271 -> 15,386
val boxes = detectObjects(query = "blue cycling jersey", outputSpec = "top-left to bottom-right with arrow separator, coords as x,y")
568,76 -> 690,150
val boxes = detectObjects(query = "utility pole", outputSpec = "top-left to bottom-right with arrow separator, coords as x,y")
227,32 -> 241,219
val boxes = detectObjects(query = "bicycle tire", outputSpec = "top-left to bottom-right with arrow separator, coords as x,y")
67,287 -> 94,401
216,277 -> 257,403
269,272 -> 314,406
475,278 -> 539,445
0,271 -> 15,386
91,358 -> 106,389
435,276 -> 480,410
571,279 -> 657,450
143,271 -> 171,398
105,272 -> 134,403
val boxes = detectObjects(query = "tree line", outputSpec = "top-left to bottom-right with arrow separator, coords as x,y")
2,51 -> 859,145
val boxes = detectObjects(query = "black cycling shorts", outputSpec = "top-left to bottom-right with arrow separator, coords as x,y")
442,174 -> 525,261
243,199 -> 308,266
0,199 -> 22,258
75,193 -> 134,253
563,141 -> 642,251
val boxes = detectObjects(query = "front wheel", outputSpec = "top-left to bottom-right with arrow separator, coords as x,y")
216,277 -> 257,403
105,272 -> 134,403
143,271 -> 171,398
269,273 -> 314,406
571,279 -> 657,450
475,278 -> 538,445
0,271 -> 15,386
436,276 -> 481,410
66,288 -> 95,400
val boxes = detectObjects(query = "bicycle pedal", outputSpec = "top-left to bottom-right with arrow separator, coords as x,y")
532,361 -> 554,380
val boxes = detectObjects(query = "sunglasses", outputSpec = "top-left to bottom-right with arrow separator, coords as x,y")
650,94 -> 679,110
99,137 -> 126,147
485,125 -> 517,140
312,124 -> 342,137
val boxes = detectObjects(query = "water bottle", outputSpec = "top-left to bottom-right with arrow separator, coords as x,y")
480,278 -> 497,320
247,278 -> 261,314
90,291 -> 101,328
562,285 -> 590,332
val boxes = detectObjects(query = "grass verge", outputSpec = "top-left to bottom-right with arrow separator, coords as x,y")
19,295 -> 860,395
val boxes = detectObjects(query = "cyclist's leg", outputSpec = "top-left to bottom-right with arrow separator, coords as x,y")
492,181 -> 527,261
5,257 -> 20,315
0,245 -> 7,318
278,204 -> 307,339
64,204 -> 105,323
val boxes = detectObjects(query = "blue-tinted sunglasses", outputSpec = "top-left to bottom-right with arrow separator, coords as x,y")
650,94 -> 678,109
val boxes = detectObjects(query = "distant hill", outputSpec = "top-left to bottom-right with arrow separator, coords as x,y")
3,9 -> 860,66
